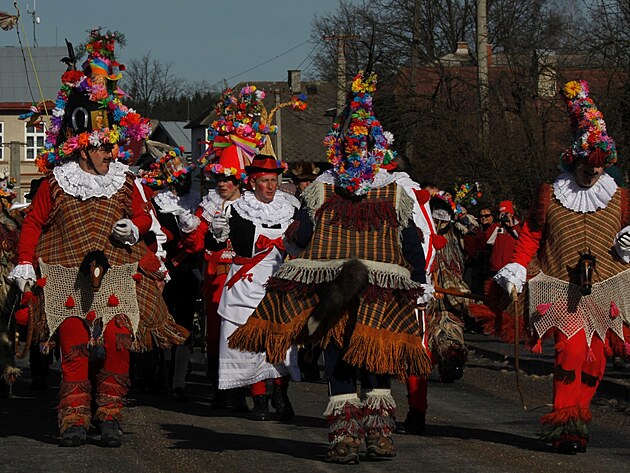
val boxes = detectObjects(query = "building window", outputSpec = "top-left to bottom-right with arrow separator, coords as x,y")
25,124 -> 46,161
0,122 -> 4,160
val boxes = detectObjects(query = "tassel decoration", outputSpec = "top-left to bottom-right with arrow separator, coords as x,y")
531,339 -> 543,354
537,303 -> 552,315
610,301 -> 620,319
36,277 -> 47,288
64,296 -> 76,308
14,307 -> 29,326
86,311 -> 97,322
132,273 -> 142,282
586,347 -> 595,363
107,294 -> 119,307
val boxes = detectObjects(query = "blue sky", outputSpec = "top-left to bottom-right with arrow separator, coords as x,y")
1,0 -> 349,88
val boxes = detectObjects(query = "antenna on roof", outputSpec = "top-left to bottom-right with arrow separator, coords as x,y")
26,0 -> 39,47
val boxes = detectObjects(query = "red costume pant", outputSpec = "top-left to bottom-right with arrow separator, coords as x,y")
57,316 -> 131,433
542,329 -> 606,432
406,375 -> 428,413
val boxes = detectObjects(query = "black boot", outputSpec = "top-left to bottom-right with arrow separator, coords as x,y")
59,425 -> 87,447
249,394 -> 270,421
100,420 -> 123,448
400,407 -> 426,435
229,388 -> 249,413
271,383 -> 295,421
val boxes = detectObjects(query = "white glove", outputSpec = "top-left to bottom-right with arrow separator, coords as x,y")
112,218 -> 139,245
176,211 -> 199,233
211,214 -> 230,242
9,263 -> 36,293
618,232 -> 630,251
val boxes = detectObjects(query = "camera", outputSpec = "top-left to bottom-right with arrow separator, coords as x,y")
499,213 -> 511,225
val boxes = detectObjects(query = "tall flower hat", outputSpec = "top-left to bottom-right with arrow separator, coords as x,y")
323,71 -> 389,195
138,147 -> 194,189
34,28 -> 151,173
560,80 -> 617,168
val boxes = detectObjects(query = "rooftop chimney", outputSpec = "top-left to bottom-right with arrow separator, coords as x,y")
288,70 -> 301,94
455,42 -> 469,55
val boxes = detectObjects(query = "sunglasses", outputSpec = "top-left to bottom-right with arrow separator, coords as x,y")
480,214 -> 492,218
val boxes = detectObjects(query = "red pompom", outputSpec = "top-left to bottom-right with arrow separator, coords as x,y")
132,273 -> 142,282
15,307 -> 29,326
86,311 -> 97,322
432,234 -> 448,250
21,291 -> 37,305
64,296 -> 76,308
413,188 -> 431,205
36,277 -> 47,288
610,301 -> 620,319
107,294 -> 119,307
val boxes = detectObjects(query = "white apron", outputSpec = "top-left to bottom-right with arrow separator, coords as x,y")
217,208 -> 299,390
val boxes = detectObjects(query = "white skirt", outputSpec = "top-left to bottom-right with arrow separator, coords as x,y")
218,318 -> 300,390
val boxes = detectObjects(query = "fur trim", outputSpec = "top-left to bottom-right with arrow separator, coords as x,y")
396,185 -> 415,229
325,395 -> 365,444
362,389 -> 397,436
302,181 -> 325,223
540,413 -> 590,443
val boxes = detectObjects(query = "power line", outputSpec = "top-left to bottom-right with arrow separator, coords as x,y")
220,39 -> 312,85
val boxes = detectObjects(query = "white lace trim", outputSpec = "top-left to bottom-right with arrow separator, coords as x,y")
314,168 -> 396,192
8,263 -> 36,282
494,262 -> 527,293
553,172 -> 617,213
53,160 -> 128,200
153,190 -> 200,215
199,191 -> 225,222
232,190 -> 299,226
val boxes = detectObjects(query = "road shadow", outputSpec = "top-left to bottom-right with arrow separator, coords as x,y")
161,423 -> 326,460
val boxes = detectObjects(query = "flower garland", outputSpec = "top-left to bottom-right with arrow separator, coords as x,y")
560,80 -> 617,167
453,182 -> 482,209
33,29 -> 150,173
139,147 -> 195,189
324,71 -> 388,195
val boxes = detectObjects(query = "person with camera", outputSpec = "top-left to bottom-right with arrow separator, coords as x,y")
485,201 -> 521,275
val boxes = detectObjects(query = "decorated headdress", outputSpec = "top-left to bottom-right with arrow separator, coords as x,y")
32,29 -> 150,173
560,80 -> 617,168
0,172 -> 17,201
324,71 -> 389,195
138,147 -> 194,189
198,84 -> 305,181
379,131 -> 398,171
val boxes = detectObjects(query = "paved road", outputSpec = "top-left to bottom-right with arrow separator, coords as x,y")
1,351 -> 629,473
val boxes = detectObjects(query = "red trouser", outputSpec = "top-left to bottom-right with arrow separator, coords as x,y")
204,271 -> 229,360
406,375 -> 428,413
57,316 -> 131,432
544,329 -> 606,426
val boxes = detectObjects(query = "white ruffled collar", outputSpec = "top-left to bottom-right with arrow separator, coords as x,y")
233,190 -> 299,226
199,190 -> 240,222
315,168 -> 396,191
53,160 -> 128,200
153,189 -> 200,215
553,172 -> 617,213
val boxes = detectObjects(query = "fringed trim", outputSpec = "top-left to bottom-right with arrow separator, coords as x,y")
396,185 -> 415,229
541,406 -> 591,427
273,258 -> 417,290
554,365 -> 576,384
97,370 -> 131,395
316,192 -> 399,232
58,406 -> 92,434
227,311 -> 310,365
57,380 -> 92,433
339,323 -> 433,381
116,333 -> 133,350
63,343 -> 89,363
325,395 -> 365,445
94,371 -> 129,423
93,406 -> 124,423
361,389 -> 397,436
540,415 -> 590,443
581,371 -> 600,388
302,181 -> 325,223
134,320 -> 189,351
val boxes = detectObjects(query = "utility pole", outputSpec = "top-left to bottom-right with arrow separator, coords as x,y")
324,34 -> 358,115
274,90 -> 283,161
477,0 -> 490,146
27,1 -> 40,47
406,0 -> 421,163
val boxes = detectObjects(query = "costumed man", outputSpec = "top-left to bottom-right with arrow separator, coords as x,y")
178,143 -> 249,410
494,80 -> 630,454
228,72 -> 432,464
208,153 -> 300,421
0,173 -> 21,397
379,145 -> 440,435
8,30 -> 187,448
138,147 -> 199,401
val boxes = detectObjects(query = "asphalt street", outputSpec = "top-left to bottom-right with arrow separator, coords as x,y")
1,345 -> 629,473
